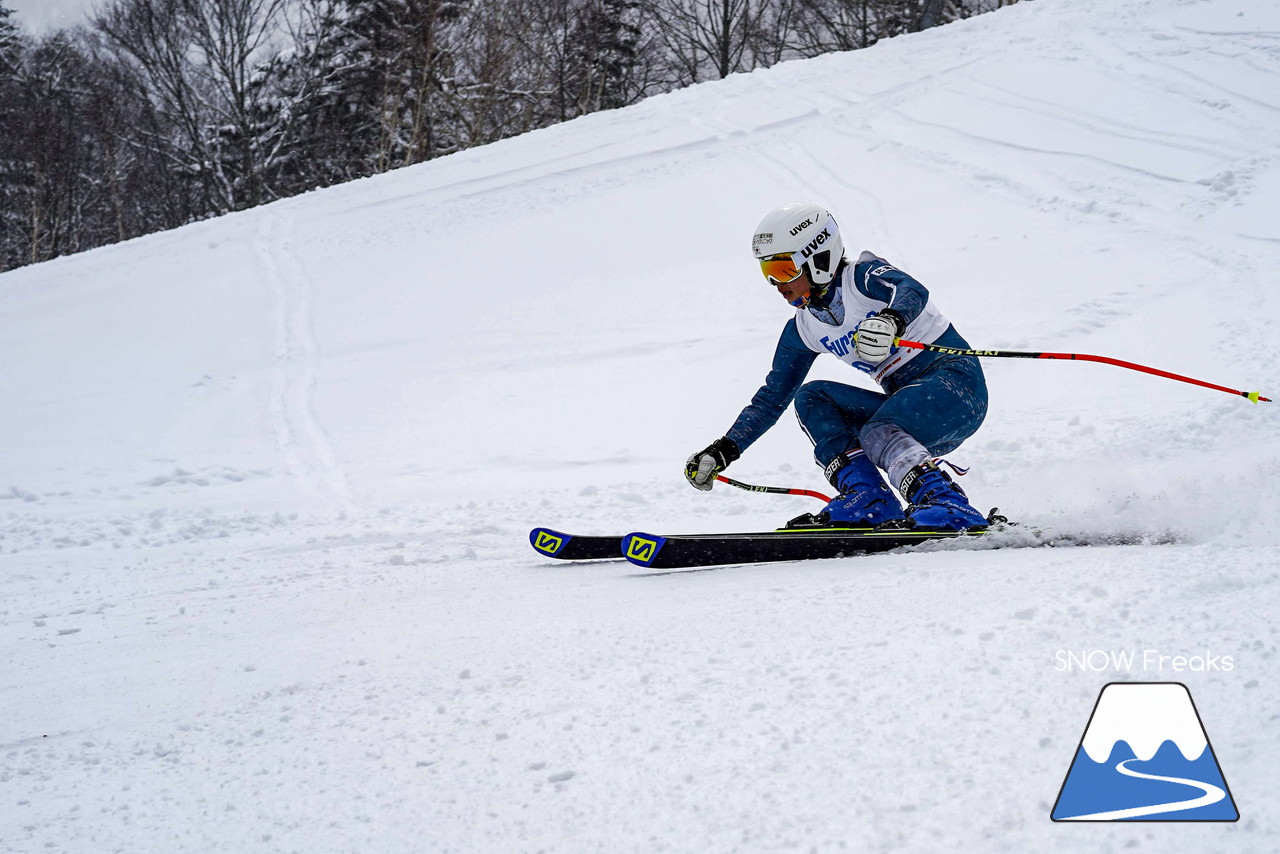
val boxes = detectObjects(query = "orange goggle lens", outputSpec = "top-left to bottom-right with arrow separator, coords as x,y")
760,254 -> 802,284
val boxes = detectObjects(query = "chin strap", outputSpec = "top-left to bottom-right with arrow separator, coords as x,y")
792,281 -> 831,309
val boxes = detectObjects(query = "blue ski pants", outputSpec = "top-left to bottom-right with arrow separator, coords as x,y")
793,355 -> 988,471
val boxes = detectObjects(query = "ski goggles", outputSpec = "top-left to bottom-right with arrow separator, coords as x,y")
759,253 -> 803,285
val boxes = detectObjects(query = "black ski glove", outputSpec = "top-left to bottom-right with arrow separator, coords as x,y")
684,437 -> 741,491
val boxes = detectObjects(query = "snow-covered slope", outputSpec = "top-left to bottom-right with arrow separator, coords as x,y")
3,0 -> 1278,849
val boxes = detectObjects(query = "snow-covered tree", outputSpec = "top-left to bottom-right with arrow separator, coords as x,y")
570,0 -> 652,112
0,3 -> 20,73
94,0 -> 289,213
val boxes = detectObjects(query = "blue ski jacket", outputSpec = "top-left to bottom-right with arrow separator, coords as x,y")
725,255 -> 976,453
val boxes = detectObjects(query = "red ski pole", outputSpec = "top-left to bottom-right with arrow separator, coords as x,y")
895,339 -> 1271,403
715,475 -> 832,503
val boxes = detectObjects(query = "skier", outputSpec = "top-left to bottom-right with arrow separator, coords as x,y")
684,202 -> 990,531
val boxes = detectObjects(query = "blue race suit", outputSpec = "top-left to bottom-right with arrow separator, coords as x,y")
724,253 -> 987,484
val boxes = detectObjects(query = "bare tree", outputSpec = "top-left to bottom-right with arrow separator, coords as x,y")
499,0 -> 586,124
785,0 -> 901,55
649,0 -> 769,84
468,0 -> 662,133
95,0 -> 210,209
95,0 -> 286,212
181,0 -> 286,205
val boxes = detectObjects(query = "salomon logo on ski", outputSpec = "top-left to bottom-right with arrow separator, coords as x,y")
625,535 -> 661,564
532,529 -> 566,556
527,528 -> 623,561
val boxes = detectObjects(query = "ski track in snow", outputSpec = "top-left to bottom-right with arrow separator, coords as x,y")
258,204 -> 356,516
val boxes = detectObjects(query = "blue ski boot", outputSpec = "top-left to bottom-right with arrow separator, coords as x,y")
812,450 -> 906,527
900,461 -> 989,531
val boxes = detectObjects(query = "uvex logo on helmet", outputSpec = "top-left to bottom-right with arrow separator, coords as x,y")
797,227 -> 832,260
788,218 -> 816,237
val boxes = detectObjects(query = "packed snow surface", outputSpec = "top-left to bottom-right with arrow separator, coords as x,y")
3,0 -> 1279,849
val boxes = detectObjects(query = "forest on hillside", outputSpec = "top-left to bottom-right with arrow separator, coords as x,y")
0,0 -> 1013,271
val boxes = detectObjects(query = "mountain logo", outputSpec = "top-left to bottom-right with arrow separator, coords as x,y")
1051,682 -> 1239,822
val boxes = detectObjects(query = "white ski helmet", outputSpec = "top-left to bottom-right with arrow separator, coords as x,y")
751,203 -> 845,287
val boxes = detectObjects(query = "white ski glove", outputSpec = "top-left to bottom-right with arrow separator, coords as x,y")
684,437 -> 741,491
855,312 -> 903,364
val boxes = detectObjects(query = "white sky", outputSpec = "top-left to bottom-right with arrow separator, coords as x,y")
7,0 -> 98,34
